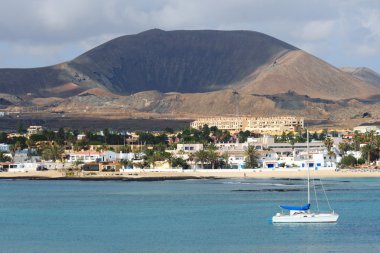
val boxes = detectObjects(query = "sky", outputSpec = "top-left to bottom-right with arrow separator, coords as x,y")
0,0 -> 379,72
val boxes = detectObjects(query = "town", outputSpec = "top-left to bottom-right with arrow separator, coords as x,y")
0,116 -> 379,177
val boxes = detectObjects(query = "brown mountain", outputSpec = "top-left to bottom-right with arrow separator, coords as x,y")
1,29 -> 379,100
0,29 -> 298,97
1,29 -> 380,129
238,50 -> 380,100
341,67 -> 380,88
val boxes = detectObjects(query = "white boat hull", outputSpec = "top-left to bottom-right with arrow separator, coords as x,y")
272,212 -> 339,223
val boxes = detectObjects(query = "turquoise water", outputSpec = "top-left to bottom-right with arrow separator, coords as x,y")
0,178 -> 379,253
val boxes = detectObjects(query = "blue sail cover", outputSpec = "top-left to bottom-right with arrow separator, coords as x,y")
280,203 -> 310,211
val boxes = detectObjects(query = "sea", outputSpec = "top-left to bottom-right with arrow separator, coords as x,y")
0,178 -> 379,253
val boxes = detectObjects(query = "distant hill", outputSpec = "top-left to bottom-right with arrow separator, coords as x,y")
1,29 -> 380,128
341,67 -> 380,88
1,29 -> 379,100
68,29 -> 297,94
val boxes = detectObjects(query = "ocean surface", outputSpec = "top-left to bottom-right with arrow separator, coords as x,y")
0,178 -> 379,253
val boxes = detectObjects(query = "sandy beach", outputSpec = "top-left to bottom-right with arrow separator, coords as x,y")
1,169 -> 380,180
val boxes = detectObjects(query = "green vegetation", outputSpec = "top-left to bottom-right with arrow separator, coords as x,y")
0,152 -> 11,162
41,143 -> 65,162
361,144 -> 378,165
178,125 -> 246,144
275,130 -> 307,143
1,124 -> 380,170
338,142 -> 353,155
244,145 -> 259,168
171,157 -> 189,169
340,155 -> 357,167
323,137 -> 334,152
194,150 -> 209,169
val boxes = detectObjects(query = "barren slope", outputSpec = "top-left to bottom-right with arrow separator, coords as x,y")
341,67 -> 380,88
239,51 -> 380,100
0,29 -> 379,101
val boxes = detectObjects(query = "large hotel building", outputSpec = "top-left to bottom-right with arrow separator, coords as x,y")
190,116 -> 304,134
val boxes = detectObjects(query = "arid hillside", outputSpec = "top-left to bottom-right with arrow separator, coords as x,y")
0,29 -> 380,128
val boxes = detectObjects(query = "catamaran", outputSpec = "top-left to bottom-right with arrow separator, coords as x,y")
272,130 -> 339,223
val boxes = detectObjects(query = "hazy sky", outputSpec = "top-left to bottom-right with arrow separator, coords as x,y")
0,0 -> 379,72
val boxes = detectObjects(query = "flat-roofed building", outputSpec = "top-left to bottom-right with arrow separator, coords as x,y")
353,125 -> 379,134
190,116 -> 303,134
27,125 -> 44,135
177,144 -> 203,153
190,117 -> 245,131
246,116 -> 304,133
0,143 -> 10,152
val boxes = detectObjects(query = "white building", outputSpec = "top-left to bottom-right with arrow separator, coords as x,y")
0,163 -> 38,172
68,150 -> 118,163
116,152 -> 136,161
0,143 -> 10,152
77,134 -> 87,140
191,116 -> 304,133
260,152 -> 280,169
345,151 -> 362,160
247,136 -> 325,155
353,125 -> 379,134
67,150 -> 133,163
177,144 -> 204,152
27,126 -> 44,135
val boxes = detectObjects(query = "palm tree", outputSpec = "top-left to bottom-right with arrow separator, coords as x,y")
25,139 -> 35,150
221,152 -> 229,168
194,150 -> 209,169
188,152 -> 195,166
25,139 -> 35,160
352,132 -> 363,151
327,151 -> 336,161
361,144 -> 376,165
365,130 -> 376,144
42,143 -> 64,162
245,145 -> 259,168
323,137 -> 334,152
207,149 -> 219,169
171,157 -> 189,169
120,159 -> 133,169
338,142 -> 352,156
375,136 -> 380,161
9,142 -> 21,161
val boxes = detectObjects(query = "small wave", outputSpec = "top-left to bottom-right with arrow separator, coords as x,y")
222,181 -> 251,185
256,183 -> 305,187
232,188 -> 303,192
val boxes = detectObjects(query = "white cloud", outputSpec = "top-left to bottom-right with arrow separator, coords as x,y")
359,9 -> 380,36
355,44 -> 378,56
300,20 -> 336,41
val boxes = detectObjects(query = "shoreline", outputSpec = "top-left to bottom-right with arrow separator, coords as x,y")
1,169 -> 380,181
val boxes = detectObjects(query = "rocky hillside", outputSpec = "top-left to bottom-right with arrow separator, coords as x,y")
69,29 -> 297,94
0,29 -> 380,128
341,67 -> 380,88
1,29 -> 379,100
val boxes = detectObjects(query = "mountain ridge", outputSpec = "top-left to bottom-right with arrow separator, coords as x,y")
341,67 -> 380,88
0,29 -> 380,128
0,29 -> 379,100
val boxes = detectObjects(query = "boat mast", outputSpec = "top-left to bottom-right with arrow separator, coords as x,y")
307,129 -> 310,205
